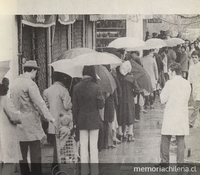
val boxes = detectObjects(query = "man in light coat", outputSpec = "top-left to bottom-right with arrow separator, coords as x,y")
188,50 -> 200,128
43,71 -> 72,168
160,63 -> 191,164
11,60 -> 54,175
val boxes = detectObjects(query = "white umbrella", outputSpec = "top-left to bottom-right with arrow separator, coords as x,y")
163,38 -> 185,47
49,59 -> 83,78
73,52 -> 122,66
107,37 -> 145,50
144,38 -> 167,49
49,52 -> 122,78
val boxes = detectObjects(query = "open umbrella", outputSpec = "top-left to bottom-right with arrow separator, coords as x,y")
107,37 -> 145,50
163,38 -> 185,47
0,60 -> 10,82
144,38 -> 167,49
73,52 -> 122,66
56,48 -> 96,61
95,65 -> 117,94
129,60 -> 153,93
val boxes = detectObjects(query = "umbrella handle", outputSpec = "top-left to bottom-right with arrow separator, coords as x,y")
69,78 -> 73,92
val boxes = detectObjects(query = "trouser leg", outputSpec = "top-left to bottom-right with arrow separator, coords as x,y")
29,140 -> 42,175
189,100 -> 200,127
89,130 -> 99,175
107,122 -> 113,147
1,163 -> 14,175
160,135 -> 171,163
176,135 -> 185,163
80,130 -> 89,175
19,141 -> 31,175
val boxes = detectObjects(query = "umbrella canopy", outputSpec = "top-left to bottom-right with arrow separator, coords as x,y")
57,48 -> 96,60
95,65 -> 117,94
0,60 -> 10,82
129,60 -> 153,93
73,52 -> 122,66
163,38 -> 185,47
107,37 -> 145,50
49,59 -> 83,78
144,38 -> 167,49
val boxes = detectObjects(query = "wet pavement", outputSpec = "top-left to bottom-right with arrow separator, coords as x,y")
40,99 -> 200,174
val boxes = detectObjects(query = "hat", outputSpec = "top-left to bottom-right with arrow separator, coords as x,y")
23,60 -> 40,70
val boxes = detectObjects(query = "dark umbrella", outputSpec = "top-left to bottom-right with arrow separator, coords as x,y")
129,60 -> 153,93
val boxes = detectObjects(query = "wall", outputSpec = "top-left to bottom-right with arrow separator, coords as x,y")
126,15 -> 143,40
0,15 -> 18,91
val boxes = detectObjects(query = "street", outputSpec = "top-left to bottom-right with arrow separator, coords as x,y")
41,98 -> 200,174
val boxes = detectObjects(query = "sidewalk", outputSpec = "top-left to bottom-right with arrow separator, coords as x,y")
40,100 -> 200,174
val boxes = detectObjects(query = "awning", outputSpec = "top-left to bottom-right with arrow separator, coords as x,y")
22,15 -> 56,27
90,14 -> 126,21
58,15 -> 77,25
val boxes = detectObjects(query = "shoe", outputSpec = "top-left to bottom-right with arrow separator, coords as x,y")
150,105 -> 155,109
141,109 -> 147,113
135,119 -> 140,122
154,163 -> 169,167
113,139 -> 122,144
127,134 -> 135,142
189,124 -> 193,128
117,134 -> 123,142
108,145 -> 117,149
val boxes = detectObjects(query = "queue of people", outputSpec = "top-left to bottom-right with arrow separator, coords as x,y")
0,35 -> 200,175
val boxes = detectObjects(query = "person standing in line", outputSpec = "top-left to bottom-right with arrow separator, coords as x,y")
72,66 -> 104,175
141,50 -> 158,109
188,50 -> 200,128
43,71 -> 72,169
166,47 -> 177,69
188,43 -> 195,68
180,46 -> 189,79
0,79 -> 22,175
10,60 -> 54,175
160,63 -> 191,164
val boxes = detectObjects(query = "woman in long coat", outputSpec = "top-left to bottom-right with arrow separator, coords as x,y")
180,46 -> 189,79
0,82 -> 22,175
116,61 -> 140,142
141,50 -> 158,109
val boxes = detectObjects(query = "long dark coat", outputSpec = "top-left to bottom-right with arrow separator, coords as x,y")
117,71 -> 140,127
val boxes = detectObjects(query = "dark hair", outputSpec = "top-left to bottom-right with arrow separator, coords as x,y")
117,49 -> 125,55
82,66 -> 97,82
169,63 -> 182,75
191,50 -> 200,57
130,51 -> 140,56
53,71 -> 72,89
0,83 -> 9,96
2,77 -> 9,88
181,46 -> 186,50
24,67 -> 37,72
143,50 -> 150,57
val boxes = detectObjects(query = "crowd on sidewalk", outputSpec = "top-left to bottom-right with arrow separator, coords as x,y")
0,35 -> 200,175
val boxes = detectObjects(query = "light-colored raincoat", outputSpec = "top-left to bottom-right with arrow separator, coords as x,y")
0,96 -> 22,163
11,74 -> 53,142
160,76 -> 191,135
43,82 -> 72,134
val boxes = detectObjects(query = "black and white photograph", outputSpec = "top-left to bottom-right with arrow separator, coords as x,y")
0,0 -> 200,175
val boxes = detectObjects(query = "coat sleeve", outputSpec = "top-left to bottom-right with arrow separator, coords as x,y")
160,81 -> 170,104
43,89 -> 49,109
153,58 -> 159,80
72,87 -> 78,124
61,89 -> 72,111
28,82 -> 53,122
96,85 -> 105,110
4,97 -> 21,125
